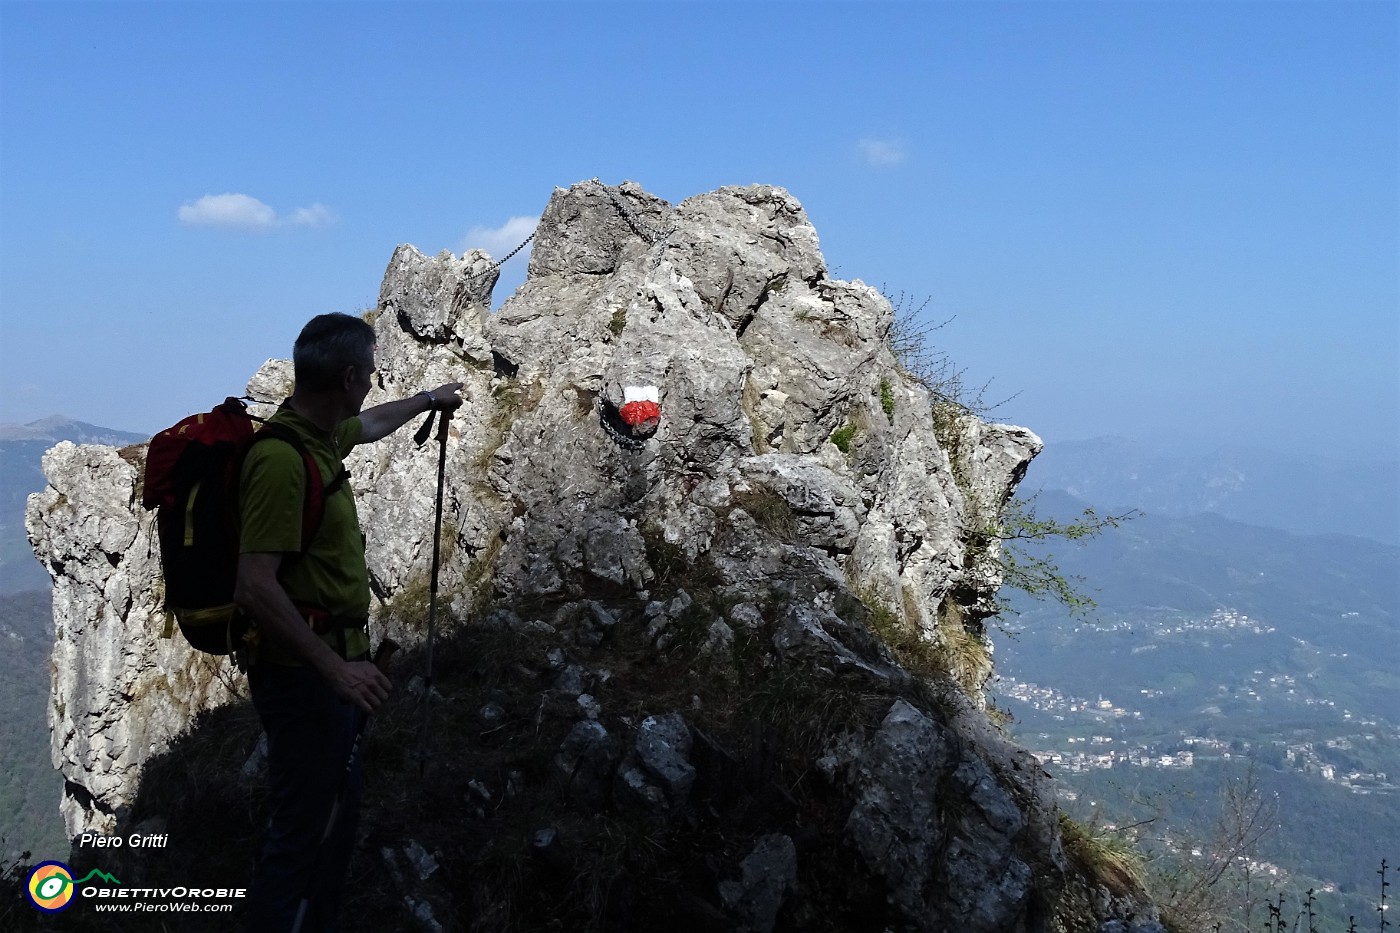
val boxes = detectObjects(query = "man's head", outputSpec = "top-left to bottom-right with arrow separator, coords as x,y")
293,313 -> 377,413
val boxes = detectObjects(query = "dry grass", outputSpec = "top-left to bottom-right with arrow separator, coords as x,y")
854,584 -> 989,697
1059,812 -> 1149,899
474,378 -> 544,471
728,487 -> 798,541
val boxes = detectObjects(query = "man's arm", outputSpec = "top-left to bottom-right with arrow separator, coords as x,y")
234,553 -> 391,713
358,382 -> 464,444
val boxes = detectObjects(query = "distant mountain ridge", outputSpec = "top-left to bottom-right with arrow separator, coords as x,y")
0,590 -> 67,859
1022,435 -> 1399,545
0,415 -> 148,445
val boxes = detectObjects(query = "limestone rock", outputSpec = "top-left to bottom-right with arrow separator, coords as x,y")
25,441 -> 238,835
26,178 -> 1161,932
719,833 -> 799,933
633,712 -> 696,804
842,699 -> 955,919
555,720 -> 620,806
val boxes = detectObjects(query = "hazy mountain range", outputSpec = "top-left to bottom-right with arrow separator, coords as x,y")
1021,435 -> 1398,546
0,415 -> 148,445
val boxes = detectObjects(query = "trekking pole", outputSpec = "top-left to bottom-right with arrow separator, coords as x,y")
412,404 -> 452,777
291,637 -> 400,933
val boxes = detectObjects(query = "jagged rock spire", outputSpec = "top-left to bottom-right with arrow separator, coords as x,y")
28,181 -> 1163,931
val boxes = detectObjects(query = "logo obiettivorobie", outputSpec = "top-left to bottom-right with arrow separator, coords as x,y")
26,861 -> 76,913
25,861 -> 121,913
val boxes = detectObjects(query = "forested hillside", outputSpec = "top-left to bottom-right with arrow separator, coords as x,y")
0,589 -> 65,861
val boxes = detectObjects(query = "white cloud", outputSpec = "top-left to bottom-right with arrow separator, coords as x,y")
179,193 -> 276,229
178,193 -> 336,230
858,138 -> 907,167
285,203 -> 336,228
459,215 -> 539,261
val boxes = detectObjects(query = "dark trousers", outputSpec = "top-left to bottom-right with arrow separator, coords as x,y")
245,663 -> 364,933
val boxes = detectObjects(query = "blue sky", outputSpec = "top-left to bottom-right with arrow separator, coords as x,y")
1,0 -> 1396,460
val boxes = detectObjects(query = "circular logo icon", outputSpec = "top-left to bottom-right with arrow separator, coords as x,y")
26,861 -> 76,913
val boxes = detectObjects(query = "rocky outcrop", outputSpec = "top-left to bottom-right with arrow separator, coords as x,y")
25,442 -> 235,835
27,179 -> 1161,931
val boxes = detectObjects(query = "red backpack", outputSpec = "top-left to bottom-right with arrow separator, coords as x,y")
141,397 -> 343,654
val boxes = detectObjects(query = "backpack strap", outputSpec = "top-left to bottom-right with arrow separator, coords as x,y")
249,423 -> 348,553
240,427 -> 357,654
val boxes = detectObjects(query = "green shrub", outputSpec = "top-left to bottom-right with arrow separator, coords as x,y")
830,424 -> 857,453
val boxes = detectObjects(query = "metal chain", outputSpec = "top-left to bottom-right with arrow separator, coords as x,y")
461,230 -> 537,283
597,403 -> 650,450
455,180 -> 673,288
596,178 -> 676,246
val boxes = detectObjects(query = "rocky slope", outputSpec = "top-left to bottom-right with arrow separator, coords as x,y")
26,180 -> 1163,932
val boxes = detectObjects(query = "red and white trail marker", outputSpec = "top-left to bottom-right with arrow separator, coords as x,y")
619,385 -> 661,433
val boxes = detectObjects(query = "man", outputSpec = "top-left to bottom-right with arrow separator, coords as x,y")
234,312 -> 462,932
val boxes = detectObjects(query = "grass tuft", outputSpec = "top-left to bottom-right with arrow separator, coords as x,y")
830,423 -> 857,454
1060,812 -> 1148,899
879,379 -> 896,424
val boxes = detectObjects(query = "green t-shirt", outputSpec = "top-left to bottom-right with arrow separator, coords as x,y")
239,405 -> 369,659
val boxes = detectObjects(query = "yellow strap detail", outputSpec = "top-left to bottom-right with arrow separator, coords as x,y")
174,604 -> 237,626
183,481 -> 201,547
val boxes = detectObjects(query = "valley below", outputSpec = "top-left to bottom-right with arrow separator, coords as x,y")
992,490 -> 1399,930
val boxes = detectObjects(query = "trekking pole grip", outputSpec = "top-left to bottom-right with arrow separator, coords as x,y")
413,409 -> 437,447
373,638 -> 401,673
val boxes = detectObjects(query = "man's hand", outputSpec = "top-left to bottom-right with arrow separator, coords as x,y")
327,658 -> 392,714
237,554 -> 393,713
427,382 -> 464,411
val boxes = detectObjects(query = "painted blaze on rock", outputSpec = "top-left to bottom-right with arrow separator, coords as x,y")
619,385 -> 661,436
